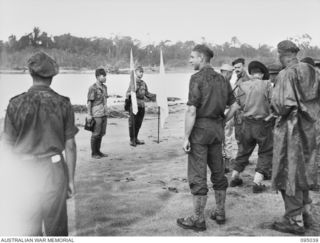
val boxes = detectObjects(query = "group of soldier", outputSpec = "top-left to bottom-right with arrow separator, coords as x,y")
178,41 -> 320,235
1,39 -> 319,236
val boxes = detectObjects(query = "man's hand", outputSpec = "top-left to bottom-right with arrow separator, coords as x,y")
65,138 -> 77,200
86,114 -> 93,121
183,138 -> 191,153
67,181 -> 75,199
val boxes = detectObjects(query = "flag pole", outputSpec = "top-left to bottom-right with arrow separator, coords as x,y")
157,106 -> 160,143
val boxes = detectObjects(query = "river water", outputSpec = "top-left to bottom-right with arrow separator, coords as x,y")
0,72 -> 193,117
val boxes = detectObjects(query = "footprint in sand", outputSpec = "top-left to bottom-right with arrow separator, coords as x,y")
148,179 -> 166,186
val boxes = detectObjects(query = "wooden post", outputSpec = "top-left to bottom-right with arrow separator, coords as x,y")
157,106 -> 160,143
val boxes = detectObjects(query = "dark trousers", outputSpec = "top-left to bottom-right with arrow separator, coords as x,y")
129,106 -> 145,140
280,189 -> 312,218
233,118 -> 273,178
234,110 -> 243,145
0,155 -> 68,236
188,121 -> 228,195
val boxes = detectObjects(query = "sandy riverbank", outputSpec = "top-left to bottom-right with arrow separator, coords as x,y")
67,104 -> 320,236
0,102 -> 319,236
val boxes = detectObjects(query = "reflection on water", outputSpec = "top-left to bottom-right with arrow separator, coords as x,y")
0,72 -> 193,117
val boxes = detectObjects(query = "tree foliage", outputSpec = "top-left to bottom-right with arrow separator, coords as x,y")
0,27 -> 319,70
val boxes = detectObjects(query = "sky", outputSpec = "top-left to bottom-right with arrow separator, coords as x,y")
0,0 -> 320,48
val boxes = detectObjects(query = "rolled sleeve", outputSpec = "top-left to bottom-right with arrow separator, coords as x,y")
87,87 -> 95,102
187,77 -> 201,108
145,84 -> 156,101
64,102 -> 79,140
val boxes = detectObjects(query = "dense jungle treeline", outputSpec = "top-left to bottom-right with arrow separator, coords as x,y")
1,27 -> 319,71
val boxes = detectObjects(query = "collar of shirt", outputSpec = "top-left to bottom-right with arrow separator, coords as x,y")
94,81 -> 106,90
28,85 -> 53,92
200,64 -> 212,71
136,78 -> 143,83
285,58 -> 299,69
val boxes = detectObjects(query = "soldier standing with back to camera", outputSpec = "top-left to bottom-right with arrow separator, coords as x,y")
226,61 -> 274,193
177,45 -> 235,232
2,52 -> 78,236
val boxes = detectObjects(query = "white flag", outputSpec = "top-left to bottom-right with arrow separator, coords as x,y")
129,49 -> 138,115
155,49 -> 169,128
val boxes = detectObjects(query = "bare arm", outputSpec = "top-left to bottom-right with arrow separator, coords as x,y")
65,137 -> 77,198
144,83 -> 156,101
87,101 -> 93,119
225,102 -> 240,122
183,105 -> 196,153
126,85 -> 131,98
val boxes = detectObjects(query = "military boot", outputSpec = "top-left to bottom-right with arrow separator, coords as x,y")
272,215 -> 305,235
135,138 -> 145,145
91,137 -> 101,159
210,190 -> 226,224
96,137 -> 108,157
177,195 -> 207,232
129,123 -> 136,147
303,204 -> 314,229
230,170 -> 243,187
252,172 -> 266,193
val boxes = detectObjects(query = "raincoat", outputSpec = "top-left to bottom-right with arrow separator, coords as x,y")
271,59 -> 320,196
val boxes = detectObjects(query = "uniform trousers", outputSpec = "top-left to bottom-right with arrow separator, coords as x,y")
233,118 -> 273,179
0,154 -> 68,236
188,119 -> 228,195
280,189 -> 312,218
129,106 -> 145,140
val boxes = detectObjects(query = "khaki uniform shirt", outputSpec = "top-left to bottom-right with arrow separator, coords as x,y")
87,82 -> 108,117
236,78 -> 273,119
127,79 -> 156,108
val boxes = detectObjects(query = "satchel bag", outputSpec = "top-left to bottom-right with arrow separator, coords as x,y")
84,117 -> 95,132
